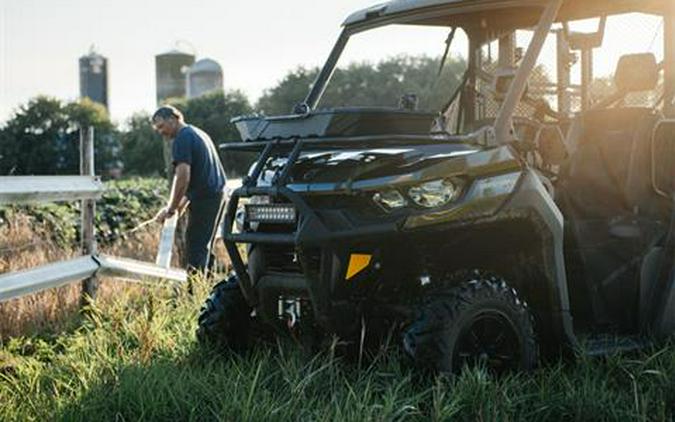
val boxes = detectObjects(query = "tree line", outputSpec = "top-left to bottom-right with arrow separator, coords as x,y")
0,55 -> 465,178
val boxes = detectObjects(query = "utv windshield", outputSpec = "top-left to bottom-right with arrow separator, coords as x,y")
308,15 -> 564,137
315,24 -> 469,114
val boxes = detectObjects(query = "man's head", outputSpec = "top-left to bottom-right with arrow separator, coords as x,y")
152,105 -> 185,139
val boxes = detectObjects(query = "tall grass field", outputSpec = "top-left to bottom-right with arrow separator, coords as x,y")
1,179 -> 675,421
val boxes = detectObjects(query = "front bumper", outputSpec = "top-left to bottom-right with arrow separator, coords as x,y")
223,182 -> 402,329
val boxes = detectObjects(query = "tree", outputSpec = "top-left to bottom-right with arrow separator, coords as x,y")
256,67 -> 318,116
0,96 -> 119,176
119,112 -> 166,177
0,96 -> 69,175
66,98 -> 118,174
168,90 -> 254,177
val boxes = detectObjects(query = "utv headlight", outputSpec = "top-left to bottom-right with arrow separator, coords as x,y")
373,189 -> 407,210
467,172 -> 521,200
408,178 -> 462,208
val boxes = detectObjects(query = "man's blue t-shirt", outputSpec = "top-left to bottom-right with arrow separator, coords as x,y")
172,125 -> 226,201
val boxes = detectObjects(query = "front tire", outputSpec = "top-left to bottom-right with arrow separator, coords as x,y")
196,275 -> 252,352
403,271 -> 538,374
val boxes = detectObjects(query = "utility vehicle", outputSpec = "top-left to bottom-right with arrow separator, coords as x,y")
199,0 -> 675,373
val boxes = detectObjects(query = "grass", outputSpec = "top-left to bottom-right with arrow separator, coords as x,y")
0,203 -> 229,338
2,187 -> 675,420
1,279 -> 675,421
0,208 -> 161,338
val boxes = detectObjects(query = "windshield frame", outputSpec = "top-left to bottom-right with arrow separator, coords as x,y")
303,0 -> 562,145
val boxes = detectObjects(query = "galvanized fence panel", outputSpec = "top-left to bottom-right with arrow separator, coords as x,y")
0,256 -> 99,302
0,176 -> 104,205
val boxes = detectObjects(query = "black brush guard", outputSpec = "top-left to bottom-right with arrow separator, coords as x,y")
222,138 -> 401,327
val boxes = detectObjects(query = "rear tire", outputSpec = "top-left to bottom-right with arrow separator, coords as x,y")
196,275 -> 252,352
403,271 -> 538,374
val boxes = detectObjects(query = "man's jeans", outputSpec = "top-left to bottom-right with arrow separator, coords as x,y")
185,193 -> 225,274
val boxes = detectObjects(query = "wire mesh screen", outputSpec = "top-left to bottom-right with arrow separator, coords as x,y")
442,12 -> 666,135
471,12 -> 664,123
475,58 -> 502,121
473,34 -> 559,123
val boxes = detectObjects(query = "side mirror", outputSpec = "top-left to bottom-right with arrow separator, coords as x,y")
399,93 -> 419,111
292,102 -> 310,115
651,120 -> 675,198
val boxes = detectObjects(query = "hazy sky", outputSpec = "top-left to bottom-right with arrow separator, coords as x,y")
0,0 -> 377,125
0,0 -> 664,126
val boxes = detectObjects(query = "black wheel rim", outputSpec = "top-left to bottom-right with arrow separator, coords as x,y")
452,310 -> 521,374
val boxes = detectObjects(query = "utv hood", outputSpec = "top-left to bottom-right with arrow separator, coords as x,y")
256,143 -> 479,188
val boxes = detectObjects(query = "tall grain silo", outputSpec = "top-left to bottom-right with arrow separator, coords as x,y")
155,49 -> 195,105
79,48 -> 109,109
186,58 -> 224,99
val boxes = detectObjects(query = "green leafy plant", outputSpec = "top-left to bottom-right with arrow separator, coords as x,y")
0,178 -> 168,249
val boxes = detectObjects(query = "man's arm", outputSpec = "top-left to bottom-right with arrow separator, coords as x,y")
155,163 -> 191,222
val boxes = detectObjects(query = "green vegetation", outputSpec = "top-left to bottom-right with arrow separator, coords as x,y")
168,90 -> 255,176
1,280 -> 675,421
0,55 -> 467,178
0,178 -> 167,248
119,113 -> 167,178
0,97 -> 117,176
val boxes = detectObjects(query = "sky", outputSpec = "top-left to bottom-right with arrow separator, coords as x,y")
0,0 -> 665,126
0,0 -> 377,125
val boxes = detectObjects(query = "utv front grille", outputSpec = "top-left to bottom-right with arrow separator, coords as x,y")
264,245 -> 301,273
260,246 -> 322,275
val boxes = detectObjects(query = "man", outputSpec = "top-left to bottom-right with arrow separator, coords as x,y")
152,105 -> 226,274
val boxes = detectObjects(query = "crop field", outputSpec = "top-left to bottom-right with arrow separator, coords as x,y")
1,178 -> 675,421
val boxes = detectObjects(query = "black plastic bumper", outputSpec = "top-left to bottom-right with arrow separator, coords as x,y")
222,139 -> 400,328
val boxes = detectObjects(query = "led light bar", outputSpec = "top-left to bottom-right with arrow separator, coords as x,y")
246,204 -> 297,224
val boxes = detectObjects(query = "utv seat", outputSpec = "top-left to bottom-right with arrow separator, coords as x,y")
558,107 -> 660,220
555,53 -> 665,331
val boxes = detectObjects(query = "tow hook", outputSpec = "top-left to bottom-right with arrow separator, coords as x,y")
285,309 -> 297,329
278,297 -> 302,329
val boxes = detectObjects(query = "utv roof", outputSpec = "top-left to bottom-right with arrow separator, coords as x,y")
344,0 -> 669,28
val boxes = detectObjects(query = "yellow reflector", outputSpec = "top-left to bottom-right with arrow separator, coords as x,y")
346,254 -> 372,280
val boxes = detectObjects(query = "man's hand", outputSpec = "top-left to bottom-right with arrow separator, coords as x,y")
176,196 -> 190,216
157,163 -> 190,224
154,206 -> 176,223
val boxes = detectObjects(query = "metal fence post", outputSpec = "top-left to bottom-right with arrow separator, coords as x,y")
80,126 -> 98,304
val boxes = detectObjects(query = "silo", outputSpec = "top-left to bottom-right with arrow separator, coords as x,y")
186,58 -> 224,99
79,48 -> 109,109
155,49 -> 195,104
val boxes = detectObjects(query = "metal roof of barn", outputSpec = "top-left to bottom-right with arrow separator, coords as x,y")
343,0 -> 669,28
